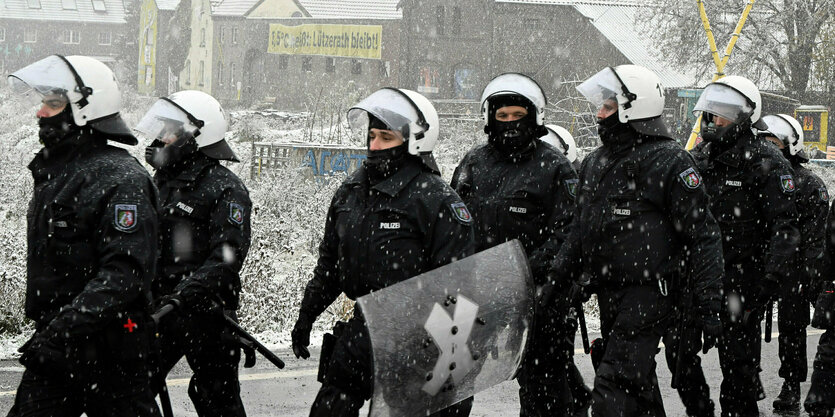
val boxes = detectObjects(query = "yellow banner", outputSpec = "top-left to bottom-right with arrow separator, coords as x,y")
268,24 -> 382,59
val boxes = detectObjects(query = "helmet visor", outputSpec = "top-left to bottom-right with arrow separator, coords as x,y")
576,67 -> 621,108
7,55 -> 77,99
347,88 -> 419,136
693,83 -> 753,123
134,98 -> 200,143
480,73 -> 547,113
759,115 -> 796,144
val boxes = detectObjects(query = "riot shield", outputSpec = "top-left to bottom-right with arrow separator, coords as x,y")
357,240 -> 534,417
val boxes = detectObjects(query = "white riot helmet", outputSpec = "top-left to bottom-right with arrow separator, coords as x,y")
347,87 -> 441,173
576,64 -> 670,137
135,90 -> 238,161
7,54 -> 135,144
693,75 -> 767,130
480,73 -> 547,126
759,114 -> 807,161
541,124 -> 578,163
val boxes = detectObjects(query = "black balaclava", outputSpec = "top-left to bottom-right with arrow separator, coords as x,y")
701,112 -> 750,153
144,129 -> 199,171
485,95 -> 546,155
38,105 -> 77,148
365,114 -> 410,183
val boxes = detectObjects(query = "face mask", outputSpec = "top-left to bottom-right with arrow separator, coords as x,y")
486,112 -> 543,155
38,106 -> 76,148
700,114 -> 746,149
366,143 -> 408,182
597,111 -> 633,147
144,132 -> 199,171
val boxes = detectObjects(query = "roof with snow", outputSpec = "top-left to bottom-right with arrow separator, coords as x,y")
156,0 -> 181,11
295,0 -> 401,19
497,0 -> 699,88
0,0 -> 126,23
212,0 -> 260,16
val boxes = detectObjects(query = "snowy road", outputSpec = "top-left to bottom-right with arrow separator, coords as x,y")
0,324 -> 826,416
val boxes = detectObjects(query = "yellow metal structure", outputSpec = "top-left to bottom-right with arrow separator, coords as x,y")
685,0 -> 757,150
795,106 -> 830,154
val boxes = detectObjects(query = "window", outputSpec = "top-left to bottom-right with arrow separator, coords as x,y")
351,59 -> 362,75
91,0 -> 106,11
27,0 -> 40,8
219,27 -> 225,44
325,57 -> 335,73
302,57 -> 312,72
62,30 -> 80,44
217,61 -> 223,86
0,28 -> 5,42
452,7 -> 462,35
24,28 -> 37,43
232,28 -> 239,44
98,31 -> 111,45
62,0 -> 76,9
198,61 -> 205,86
185,60 -> 191,85
230,63 -> 236,86
436,5 -> 445,36
279,55 -> 288,69
200,28 -> 206,47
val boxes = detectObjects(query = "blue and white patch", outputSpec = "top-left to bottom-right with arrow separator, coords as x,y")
780,175 -> 796,194
678,167 -> 702,190
820,187 -> 830,202
229,202 -> 245,225
114,204 -> 138,232
449,202 -> 472,224
565,179 -> 579,198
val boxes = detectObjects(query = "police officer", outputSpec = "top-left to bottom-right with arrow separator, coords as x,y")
290,88 -> 475,416
551,64 -> 725,416
450,73 -> 584,416
804,202 -> 835,417
755,114 -> 828,411
690,76 -> 800,417
135,90 -> 252,417
7,55 -> 161,416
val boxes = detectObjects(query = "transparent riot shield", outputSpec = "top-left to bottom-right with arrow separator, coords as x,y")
357,240 -> 534,417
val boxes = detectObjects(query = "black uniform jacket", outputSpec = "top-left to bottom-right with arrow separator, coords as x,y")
450,141 -> 577,281
692,132 -> 800,287
154,152 -> 252,310
26,132 -> 158,339
790,161 -> 828,283
299,158 -> 475,319
554,134 -> 724,308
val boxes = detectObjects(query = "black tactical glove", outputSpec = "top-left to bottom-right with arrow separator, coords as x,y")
292,312 -> 313,360
172,280 -> 222,315
18,326 -> 67,376
568,281 -> 592,306
750,274 -> 779,310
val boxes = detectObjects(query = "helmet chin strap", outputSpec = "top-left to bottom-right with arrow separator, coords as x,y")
55,55 -> 92,109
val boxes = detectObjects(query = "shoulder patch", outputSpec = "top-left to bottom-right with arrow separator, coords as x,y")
780,175 -> 796,193
678,167 -> 702,190
565,179 -> 579,198
820,187 -> 829,202
229,202 -> 245,225
114,204 -> 138,232
449,202 -> 472,225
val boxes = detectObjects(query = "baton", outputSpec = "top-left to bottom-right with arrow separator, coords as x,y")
764,300 -> 774,343
577,302 -> 590,354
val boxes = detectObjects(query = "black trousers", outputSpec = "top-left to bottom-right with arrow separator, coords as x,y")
8,369 -> 160,417
151,310 -> 246,417
717,294 -> 764,417
592,285 -> 671,417
663,309 -> 715,417
805,330 -> 835,416
518,297 -> 578,416
777,277 -> 811,383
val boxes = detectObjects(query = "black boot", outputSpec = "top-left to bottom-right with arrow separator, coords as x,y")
772,380 -> 800,411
